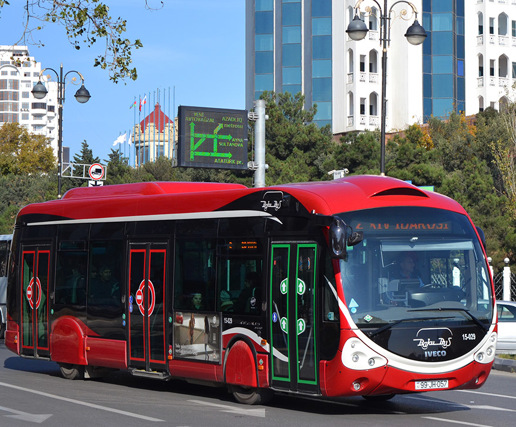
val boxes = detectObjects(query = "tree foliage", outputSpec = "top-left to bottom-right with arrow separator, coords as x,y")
258,91 -> 334,185
0,122 -> 55,175
0,0 -> 153,82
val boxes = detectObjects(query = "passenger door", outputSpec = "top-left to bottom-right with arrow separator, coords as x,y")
127,243 -> 168,373
269,242 -> 318,393
20,245 -> 51,358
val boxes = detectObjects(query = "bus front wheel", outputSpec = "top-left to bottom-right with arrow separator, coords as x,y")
59,363 -> 84,380
230,385 -> 273,405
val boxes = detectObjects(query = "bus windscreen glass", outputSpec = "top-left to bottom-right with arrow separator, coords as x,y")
338,207 -> 493,359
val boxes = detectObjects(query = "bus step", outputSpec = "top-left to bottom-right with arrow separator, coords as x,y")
130,369 -> 171,380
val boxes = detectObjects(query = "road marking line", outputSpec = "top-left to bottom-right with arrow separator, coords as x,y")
0,381 -> 164,422
422,416 -> 493,427
458,390 -> 516,400
188,400 -> 266,418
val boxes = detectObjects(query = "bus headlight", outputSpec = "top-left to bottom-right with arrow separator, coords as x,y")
342,337 -> 387,370
474,332 -> 497,364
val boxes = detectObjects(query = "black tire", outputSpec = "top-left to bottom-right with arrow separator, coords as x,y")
59,363 -> 85,380
230,386 -> 273,405
362,393 -> 396,402
0,321 -> 5,340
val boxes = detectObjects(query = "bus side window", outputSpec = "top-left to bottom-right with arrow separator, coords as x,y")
55,251 -> 87,306
87,241 -> 122,307
174,239 -> 216,311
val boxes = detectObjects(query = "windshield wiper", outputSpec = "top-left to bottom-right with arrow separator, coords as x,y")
408,307 -> 489,332
366,316 -> 454,338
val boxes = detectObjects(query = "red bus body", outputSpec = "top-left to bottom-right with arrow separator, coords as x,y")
5,176 -> 497,403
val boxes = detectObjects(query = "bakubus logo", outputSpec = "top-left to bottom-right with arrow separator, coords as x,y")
413,327 -> 453,358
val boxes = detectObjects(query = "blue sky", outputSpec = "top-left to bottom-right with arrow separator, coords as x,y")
0,0 -> 245,163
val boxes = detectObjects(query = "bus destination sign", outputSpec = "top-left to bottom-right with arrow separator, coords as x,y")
178,106 -> 248,170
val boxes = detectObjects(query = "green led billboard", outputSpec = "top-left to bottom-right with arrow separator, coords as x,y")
177,106 -> 248,169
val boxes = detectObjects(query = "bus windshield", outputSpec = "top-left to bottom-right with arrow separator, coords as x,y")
338,207 -> 493,330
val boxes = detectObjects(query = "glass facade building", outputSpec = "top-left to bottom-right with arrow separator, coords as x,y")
422,0 -> 465,120
248,0 -> 333,128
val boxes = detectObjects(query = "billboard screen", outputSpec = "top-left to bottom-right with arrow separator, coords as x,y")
177,106 -> 248,169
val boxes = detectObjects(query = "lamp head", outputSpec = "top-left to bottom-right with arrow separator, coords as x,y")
74,84 -> 91,103
346,15 -> 368,41
31,81 -> 48,99
405,20 -> 427,45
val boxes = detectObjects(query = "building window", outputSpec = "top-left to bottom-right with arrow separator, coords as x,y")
489,18 -> 494,35
312,36 -> 332,59
283,26 -> 301,44
256,11 -> 273,34
282,44 -> 301,67
282,3 -> 301,26
255,0 -> 273,11
312,0 -> 331,17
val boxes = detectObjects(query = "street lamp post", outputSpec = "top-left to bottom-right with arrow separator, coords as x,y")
346,0 -> 426,176
32,64 -> 91,199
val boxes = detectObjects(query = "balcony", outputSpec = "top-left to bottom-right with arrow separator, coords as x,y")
369,116 -> 380,127
499,35 -> 509,46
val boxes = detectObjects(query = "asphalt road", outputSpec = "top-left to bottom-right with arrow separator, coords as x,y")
0,341 -> 515,427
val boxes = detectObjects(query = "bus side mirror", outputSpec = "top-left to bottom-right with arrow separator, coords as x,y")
476,226 -> 486,251
329,219 -> 347,259
329,219 -> 363,259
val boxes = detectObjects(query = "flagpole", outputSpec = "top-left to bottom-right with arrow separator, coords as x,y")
173,85 -> 176,163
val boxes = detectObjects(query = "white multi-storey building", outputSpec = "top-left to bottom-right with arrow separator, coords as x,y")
466,0 -> 516,114
246,0 -> 516,137
0,45 -> 59,156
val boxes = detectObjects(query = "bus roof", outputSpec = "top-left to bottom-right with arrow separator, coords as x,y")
16,176 -> 466,224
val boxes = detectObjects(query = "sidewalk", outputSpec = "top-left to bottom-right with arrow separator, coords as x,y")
493,357 -> 516,373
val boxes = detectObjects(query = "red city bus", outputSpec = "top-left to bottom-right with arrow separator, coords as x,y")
5,176 -> 497,404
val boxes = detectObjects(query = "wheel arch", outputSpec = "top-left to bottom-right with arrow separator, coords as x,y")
223,335 -> 259,388
50,316 -> 87,365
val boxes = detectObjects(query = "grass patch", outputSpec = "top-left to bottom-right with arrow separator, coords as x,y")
497,354 -> 516,360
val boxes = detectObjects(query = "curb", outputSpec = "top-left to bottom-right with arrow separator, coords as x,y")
493,357 -> 516,373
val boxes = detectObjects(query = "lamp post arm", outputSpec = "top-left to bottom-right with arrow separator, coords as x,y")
353,0 -> 383,14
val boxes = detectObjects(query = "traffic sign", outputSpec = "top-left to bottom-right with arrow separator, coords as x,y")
88,163 -> 105,181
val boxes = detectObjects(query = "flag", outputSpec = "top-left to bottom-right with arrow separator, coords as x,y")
139,95 -> 147,112
127,131 -> 133,145
129,100 -> 137,109
113,133 -> 127,146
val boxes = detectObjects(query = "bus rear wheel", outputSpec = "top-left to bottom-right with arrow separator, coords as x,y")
230,385 -> 273,405
59,363 -> 84,380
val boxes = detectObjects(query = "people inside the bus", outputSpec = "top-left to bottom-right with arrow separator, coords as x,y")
237,271 -> 261,313
189,292 -> 204,310
63,264 -> 86,304
395,252 -> 424,287
219,290 -> 234,312
93,264 -> 120,302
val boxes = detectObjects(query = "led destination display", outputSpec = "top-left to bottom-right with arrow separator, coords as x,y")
177,106 -> 248,170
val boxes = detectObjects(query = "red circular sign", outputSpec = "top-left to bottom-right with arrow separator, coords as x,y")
88,163 -> 105,181
136,280 -> 155,316
26,277 -> 42,309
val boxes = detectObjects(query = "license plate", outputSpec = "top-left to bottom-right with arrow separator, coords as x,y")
415,379 -> 449,390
